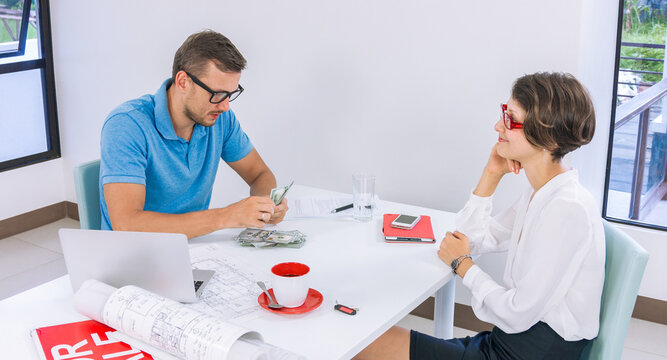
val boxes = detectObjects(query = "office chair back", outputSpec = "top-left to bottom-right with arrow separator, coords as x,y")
579,220 -> 649,360
73,159 -> 101,230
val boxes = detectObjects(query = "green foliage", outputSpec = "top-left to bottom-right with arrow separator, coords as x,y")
620,0 -> 667,83
0,0 -> 37,44
0,0 -> 22,9
0,20 -> 37,43
621,28 -> 666,83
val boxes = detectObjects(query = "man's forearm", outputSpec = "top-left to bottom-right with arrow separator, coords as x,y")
111,208 -> 226,239
249,169 -> 277,197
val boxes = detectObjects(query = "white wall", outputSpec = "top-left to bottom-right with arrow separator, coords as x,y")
618,224 -> 667,300
0,159 -> 65,219
1,0 -> 662,302
51,0 -> 581,209
574,0 -> 619,202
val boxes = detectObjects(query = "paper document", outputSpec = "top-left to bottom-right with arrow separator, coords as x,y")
74,279 -> 306,360
286,196 -> 381,219
188,244 -> 264,321
102,284 -> 253,359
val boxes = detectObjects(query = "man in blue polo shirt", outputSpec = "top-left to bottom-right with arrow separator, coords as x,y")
100,30 -> 287,238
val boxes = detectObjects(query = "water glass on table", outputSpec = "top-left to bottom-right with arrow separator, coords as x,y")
352,173 -> 375,222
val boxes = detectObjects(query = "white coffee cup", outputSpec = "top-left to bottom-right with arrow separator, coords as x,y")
271,262 -> 310,308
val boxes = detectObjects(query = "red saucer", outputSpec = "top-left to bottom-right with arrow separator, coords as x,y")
258,288 -> 323,314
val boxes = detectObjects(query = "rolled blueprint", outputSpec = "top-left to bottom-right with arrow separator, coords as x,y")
73,279 -> 268,360
73,277 -> 116,323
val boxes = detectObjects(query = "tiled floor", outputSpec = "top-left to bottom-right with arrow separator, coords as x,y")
2,218 -> 666,359
0,218 -> 79,299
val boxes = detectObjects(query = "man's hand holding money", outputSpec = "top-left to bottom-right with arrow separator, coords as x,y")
218,196 -> 275,228
267,198 -> 288,224
265,181 -> 293,224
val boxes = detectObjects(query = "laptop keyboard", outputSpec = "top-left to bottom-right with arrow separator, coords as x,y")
194,280 -> 204,291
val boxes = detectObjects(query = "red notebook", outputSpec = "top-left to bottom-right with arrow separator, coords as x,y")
382,214 -> 436,243
32,320 -> 153,360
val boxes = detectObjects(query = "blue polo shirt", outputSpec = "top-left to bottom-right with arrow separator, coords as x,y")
99,79 -> 253,230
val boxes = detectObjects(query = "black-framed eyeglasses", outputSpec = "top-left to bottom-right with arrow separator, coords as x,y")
184,71 -> 244,104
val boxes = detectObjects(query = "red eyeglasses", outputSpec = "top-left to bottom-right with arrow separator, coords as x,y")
501,103 -> 523,130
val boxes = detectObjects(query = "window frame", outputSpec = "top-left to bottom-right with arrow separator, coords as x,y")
602,0 -> 667,232
0,0 -> 32,59
0,0 -> 60,172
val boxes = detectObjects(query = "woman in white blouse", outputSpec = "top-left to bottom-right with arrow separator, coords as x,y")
355,72 -> 605,360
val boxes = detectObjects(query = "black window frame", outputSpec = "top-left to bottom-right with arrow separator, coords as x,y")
0,0 -> 31,59
0,0 -> 60,173
602,0 -> 667,232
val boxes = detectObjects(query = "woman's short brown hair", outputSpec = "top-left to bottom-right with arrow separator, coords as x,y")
172,30 -> 246,79
511,72 -> 596,161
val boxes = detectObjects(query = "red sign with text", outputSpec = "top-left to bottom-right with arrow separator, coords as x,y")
32,320 -> 153,360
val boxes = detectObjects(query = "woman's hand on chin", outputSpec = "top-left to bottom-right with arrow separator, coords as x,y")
486,144 -> 522,176
473,144 -> 521,197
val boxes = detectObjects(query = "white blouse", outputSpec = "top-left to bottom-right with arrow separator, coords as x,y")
458,169 -> 605,341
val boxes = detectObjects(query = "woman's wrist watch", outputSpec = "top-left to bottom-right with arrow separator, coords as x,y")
450,254 -> 472,274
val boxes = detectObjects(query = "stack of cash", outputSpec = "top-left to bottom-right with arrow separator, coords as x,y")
235,228 -> 306,248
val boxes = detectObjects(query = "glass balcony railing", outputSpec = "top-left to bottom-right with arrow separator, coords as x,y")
605,77 -> 667,229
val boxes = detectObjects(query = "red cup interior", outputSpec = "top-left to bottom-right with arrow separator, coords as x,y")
272,262 -> 310,277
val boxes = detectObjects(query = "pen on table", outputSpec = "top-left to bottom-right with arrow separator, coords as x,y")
331,203 -> 353,213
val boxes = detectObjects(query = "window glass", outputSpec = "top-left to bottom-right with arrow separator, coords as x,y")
0,69 -> 47,162
604,0 -> 667,230
0,0 -> 32,57
0,0 -> 59,172
0,38 -> 39,64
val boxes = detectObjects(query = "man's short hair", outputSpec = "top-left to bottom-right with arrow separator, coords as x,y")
172,30 -> 247,79
511,72 -> 596,161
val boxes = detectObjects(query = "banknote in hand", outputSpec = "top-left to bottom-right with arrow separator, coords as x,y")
270,181 -> 294,205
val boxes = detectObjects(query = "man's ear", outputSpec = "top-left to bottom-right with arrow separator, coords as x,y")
172,70 -> 189,92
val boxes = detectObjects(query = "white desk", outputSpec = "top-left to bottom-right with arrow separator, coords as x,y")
0,185 -> 457,360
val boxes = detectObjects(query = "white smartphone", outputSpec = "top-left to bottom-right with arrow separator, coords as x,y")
390,214 -> 421,230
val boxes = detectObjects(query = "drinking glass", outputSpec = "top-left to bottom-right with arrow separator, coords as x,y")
352,173 -> 375,222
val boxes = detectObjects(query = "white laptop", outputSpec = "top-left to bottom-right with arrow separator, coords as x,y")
59,229 -> 214,303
